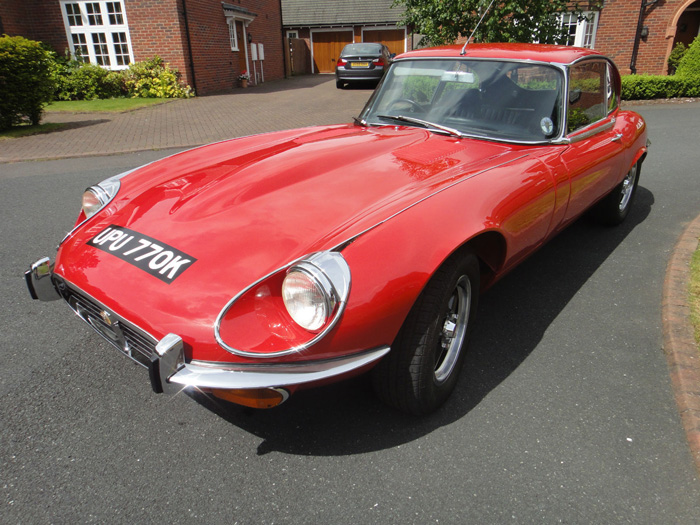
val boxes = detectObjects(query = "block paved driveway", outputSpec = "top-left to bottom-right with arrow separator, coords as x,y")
1,75 -> 373,162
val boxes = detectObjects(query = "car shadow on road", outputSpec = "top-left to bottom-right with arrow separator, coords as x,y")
191,186 -> 654,456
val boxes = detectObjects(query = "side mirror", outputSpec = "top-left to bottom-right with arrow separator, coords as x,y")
569,88 -> 582,105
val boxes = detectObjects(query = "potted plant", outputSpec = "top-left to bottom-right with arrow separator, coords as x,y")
238,71 -> 250,88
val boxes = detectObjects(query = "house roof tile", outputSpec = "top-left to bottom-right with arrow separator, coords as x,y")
281,0 -> 404,27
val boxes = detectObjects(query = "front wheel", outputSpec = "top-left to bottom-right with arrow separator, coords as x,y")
372,250 -> 480,415
591,161 -> 640,226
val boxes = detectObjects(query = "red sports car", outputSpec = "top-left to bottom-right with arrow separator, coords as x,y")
26,44 -> 648,415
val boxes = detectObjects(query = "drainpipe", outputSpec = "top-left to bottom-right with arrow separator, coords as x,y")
181,0 -> 198,93
630,0 -> 659,74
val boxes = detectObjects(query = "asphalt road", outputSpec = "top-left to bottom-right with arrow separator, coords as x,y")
2,102 -> 700,523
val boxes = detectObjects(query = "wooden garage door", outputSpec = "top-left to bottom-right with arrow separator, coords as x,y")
363,29 -> 406,56
312,30 -> 353,73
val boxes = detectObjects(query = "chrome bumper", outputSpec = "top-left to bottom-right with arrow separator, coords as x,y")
25,257 -> 61,301
163,346 -> 390,392
27,258 -> 390,397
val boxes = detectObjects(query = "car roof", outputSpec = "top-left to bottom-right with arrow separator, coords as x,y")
396,43 -> 605,65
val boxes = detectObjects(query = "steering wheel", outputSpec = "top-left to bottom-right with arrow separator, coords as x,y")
387,98 -> 423,112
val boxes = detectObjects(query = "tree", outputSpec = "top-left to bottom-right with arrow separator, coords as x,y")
395,0 -> 581,47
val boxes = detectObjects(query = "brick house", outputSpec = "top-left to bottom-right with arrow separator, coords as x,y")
0,0 -> 286,94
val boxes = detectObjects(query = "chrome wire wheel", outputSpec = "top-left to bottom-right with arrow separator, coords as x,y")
434,275 -> 471,384
618,163 -> 638,212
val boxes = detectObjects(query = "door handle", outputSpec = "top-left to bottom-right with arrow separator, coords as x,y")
611,133 -> 623,142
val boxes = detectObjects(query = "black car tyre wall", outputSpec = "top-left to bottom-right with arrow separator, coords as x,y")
372,248 -> 480,415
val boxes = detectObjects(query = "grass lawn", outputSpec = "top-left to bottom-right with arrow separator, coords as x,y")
0,123 -> 66,140
46,98 -> 171,113
691,240 -> 700,346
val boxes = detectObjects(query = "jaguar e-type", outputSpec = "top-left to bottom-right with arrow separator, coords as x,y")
26,44 -> 648,415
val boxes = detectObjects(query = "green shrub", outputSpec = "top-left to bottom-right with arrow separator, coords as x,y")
0,35 -> 55,130
123,56 -> 193,98
667,42 -> 687,75
621,73 -> 700,100
53,59 -> 125,100
676,36 -> 700,77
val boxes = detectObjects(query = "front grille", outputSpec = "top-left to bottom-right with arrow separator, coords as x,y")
57,280 -> 158,368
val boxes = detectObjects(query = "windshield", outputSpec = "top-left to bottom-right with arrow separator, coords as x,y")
360,58 -> 564,143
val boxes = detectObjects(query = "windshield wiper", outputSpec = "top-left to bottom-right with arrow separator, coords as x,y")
376,114 -> 465,138
353,116 -> 368,127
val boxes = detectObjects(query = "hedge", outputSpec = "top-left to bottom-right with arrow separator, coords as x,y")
621,74 -> 700,100
0,35 -> 55,130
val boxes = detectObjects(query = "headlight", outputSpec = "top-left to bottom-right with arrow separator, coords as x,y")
216,251 -> 351,357
282,268 -> 337,331
80,168 -> 138,220
81,177 -> 122,219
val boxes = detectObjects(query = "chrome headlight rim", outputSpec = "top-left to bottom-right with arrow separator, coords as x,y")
215,251 -> 352,358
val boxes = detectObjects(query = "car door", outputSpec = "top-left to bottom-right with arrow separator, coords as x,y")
559,59 -> 625,223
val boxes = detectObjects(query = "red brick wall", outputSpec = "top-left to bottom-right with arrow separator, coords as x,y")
128,0 -> 284,95
0,1 -> 68,53
126,1 -> 190,86
595,0 -> 691,75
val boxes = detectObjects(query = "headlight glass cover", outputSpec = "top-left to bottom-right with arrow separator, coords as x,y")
282,268 -> 336,331
81,177 -> 123,219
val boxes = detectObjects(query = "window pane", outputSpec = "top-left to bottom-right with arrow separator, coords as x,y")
65,3 -> 83,26
112,32 -> 130,65
561,13 -> 577,46
107,2 -> 124,25
72,33 -> 89,62
228,21 -> 238,50
85,2 -> 103,25
568,61 -> 606,133
92,33 -> 111,66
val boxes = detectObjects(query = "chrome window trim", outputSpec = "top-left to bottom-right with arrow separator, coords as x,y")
566,118 -> 615,144
564,56 -> 619,139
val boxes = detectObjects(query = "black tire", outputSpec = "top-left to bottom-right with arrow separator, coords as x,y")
591,161 -> 641,226
372,249 -> 480,415
336,79 -> 345,89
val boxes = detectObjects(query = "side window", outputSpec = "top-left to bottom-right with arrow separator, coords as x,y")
567,60 -> 606,133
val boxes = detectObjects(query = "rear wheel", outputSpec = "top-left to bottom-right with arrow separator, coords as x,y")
591,162 -> 640,226
336,79 -> 345,89
372,250 -> 480,415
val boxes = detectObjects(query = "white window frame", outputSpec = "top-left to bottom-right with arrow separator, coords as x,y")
286,30 -> 299,40
228,20 -> 239,51
60,1 -> 134,69
560,11 -> 599,49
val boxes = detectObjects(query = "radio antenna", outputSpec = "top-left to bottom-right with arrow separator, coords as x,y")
460,0 -> 496,55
